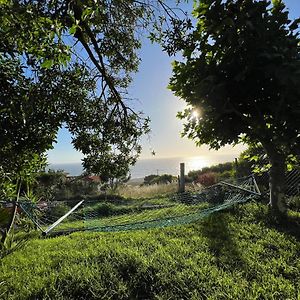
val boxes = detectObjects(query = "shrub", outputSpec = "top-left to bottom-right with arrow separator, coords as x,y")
287,196 -> 300,211
216,170 -> 234,182
44,203 -> 70,222
196,172 -> 217,187
143,174 -> 175,185
143,175 -> 159,185
188,162 -> 234,181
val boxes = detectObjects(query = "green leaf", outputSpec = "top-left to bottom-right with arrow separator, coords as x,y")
69,24 -> 77,35
40,59 -> 53,69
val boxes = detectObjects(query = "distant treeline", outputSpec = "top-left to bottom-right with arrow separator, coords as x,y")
143,174 -> 176,185
143,160 -> 251,187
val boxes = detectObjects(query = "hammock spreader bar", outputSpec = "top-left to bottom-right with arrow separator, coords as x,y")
252,175 -> 261,195
42,200 -> 84,236
220,181 -> 261,196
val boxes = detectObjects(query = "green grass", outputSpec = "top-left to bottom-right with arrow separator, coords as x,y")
54,201 -> 209,232
1,202 -> 300,299
37,196 -> 209,233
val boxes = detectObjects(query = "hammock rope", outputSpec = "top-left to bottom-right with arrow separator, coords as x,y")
2,175 -> 261,236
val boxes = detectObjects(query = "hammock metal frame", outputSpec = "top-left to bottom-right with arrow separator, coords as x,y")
2,175 -> 262,236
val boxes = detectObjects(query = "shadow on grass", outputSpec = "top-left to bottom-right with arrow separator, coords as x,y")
260,208 -> 300,241
198,212 -> 247,271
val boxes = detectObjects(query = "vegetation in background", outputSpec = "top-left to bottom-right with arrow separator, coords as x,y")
0,0 -> 187,244
188,162 -> 235,182
163,0 -> 300,213
34,170 -> 101,201
115,183 -> 179,199
143,174 -> 176,185
0,0 -> 188,184
196,172 -> 217,187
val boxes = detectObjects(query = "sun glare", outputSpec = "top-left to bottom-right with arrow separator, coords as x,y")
192,109 -> 200,119
186,156 -> 210,172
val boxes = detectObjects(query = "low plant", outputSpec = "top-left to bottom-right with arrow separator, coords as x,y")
287,196 -> 300,211
0,231 -> 28,259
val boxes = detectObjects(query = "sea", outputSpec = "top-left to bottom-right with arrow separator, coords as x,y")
47,154 -> 237,179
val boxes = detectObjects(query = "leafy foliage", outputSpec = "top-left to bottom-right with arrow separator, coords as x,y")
196,172 -> 217,187
240,143 -> 300,174
188,162 -> 234,181
0,0 -> 186,244
0,0 -> 160,182
143,174 -> 175,185
163,0 -> 300,211
34,170 -> 102,201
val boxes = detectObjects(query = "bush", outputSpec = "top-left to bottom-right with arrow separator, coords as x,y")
79,202 -> 132,218
287,196 -> 300,211
143,175 -> 159,185
196,172 -> 217,187
188,162 -> 234,181
44,203 -> 71,222
216,170 -> 234,181
157,174 -> 174,184
143,174 -> 175,185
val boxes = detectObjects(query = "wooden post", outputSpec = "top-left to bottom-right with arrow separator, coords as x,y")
235,158 -> 238,177
179,163 -> 185,193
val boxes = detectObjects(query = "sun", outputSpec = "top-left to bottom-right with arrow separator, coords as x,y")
191,109 -> 200,119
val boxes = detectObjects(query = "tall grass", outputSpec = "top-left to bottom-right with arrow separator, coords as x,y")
115,182 -> 200,199
115,182 -> 178,198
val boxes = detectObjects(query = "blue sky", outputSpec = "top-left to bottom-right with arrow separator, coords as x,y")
47,0 -> 300,164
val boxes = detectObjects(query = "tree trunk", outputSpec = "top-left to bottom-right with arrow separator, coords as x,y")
262,143 -> 287,213
269,155 -> 286,213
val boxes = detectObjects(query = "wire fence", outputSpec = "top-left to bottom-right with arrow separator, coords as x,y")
254,167 -> 300,197
1,168 -> 300,237
0,175 -> 260,236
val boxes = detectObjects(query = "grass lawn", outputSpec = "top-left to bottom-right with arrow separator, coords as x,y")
1,201 -> 300,299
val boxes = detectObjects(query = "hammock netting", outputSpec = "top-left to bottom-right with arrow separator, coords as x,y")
2,175 -> 261,236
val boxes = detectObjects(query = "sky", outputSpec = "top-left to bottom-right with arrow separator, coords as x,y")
47,0 -> 300,165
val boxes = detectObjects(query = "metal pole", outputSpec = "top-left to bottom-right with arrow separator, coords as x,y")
252,174 -> 261,195
43,200 -> 84,235
220,181 -> 261,196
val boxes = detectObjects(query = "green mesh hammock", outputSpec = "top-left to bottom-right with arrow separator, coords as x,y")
13,175 -> 260,236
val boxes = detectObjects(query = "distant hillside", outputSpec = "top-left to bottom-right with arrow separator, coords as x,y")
127,177 -> 144,186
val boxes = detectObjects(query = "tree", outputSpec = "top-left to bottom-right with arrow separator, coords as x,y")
0,55 -> 145,242
0,0 -> 187,180
144,174 -> 160,185
0,0 -> 185,242
163,0 -> 300,213
0,0 -> 153,177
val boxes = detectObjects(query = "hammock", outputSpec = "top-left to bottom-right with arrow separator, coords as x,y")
5,175 -> 261,236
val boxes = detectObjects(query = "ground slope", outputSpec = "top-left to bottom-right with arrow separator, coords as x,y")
0,202 -> 300,299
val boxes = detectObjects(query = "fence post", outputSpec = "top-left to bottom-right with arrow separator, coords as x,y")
179,163 -> 185,193
235,158 -> 238,178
